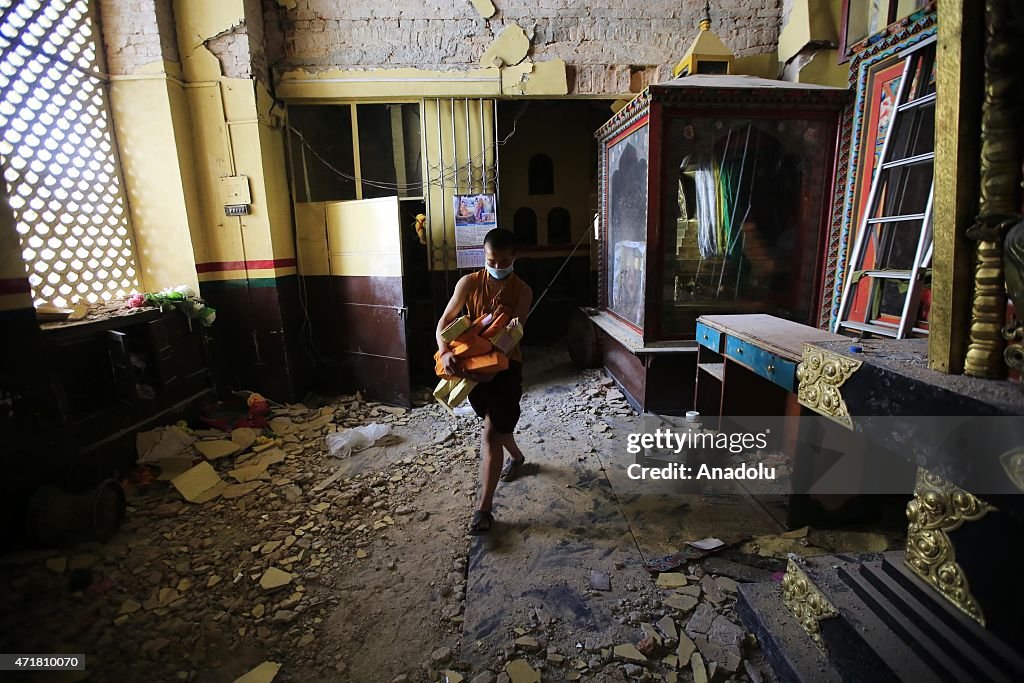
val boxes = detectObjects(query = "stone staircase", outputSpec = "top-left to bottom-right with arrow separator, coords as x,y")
736,551 -> 1024,683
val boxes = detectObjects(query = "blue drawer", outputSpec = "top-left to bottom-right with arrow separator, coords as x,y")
696,322 -> 722,352
724,335 -> 797,391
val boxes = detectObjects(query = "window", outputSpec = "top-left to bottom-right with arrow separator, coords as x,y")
547,207 -> 571,244
288,103 -> 423,202
840,0 -> 929,62
513,207 -> 537,246
0,0 -> 141,308
528,153 -> 553,195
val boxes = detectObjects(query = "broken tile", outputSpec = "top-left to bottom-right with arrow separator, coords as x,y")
259,567 -> 292,591
171,461 -> 224,503
231,427 -> 259,451
716,576 -> 739,593
612,643 -> 647,662
503,659 -> 540,683
690,652 -> 708,683
194,439 -> 242,461
233,661 -> 281,683
589,569 -> 611,591
656,572 -> 688,588
663,594 -> 698,611
686,603 -> 716,635
657,615 -> 677,641
677,633 -> 696,663
229,461 -> 270,483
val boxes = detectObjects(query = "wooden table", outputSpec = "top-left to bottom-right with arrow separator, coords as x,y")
694,314 -> 847,427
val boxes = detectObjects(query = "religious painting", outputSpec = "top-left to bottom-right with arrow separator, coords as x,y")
604,118 -> 650,329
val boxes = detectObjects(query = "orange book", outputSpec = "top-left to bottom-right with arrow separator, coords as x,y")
482,312 -> 511,339
461,351 -> 509,373
450,334 -> 493,358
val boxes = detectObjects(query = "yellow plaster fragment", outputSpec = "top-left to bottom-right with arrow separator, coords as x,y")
501,61 -> 534,95
778,0 -> 840,64
480,22 -> 530,68
521,58 -> 568,95
470,0 -> 496,19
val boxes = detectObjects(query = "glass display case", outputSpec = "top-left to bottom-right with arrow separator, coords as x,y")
597,75 -> 847,342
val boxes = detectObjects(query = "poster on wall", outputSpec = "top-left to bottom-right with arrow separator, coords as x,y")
453,193 -> 497,269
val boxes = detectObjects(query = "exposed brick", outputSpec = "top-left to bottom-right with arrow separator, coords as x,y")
264,0 -> 783,94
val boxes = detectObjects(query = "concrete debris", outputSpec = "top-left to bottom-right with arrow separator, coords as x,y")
589,569 -> 611,591
502,659 -> 540,683
233,661 -> 281,683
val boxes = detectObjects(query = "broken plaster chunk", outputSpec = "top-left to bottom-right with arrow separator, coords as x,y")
503,659 -> 540,683
613,643 -> 647,662
501,61 -> 534,95
656,572 -> 688,589
171,461 -> 225,503
470,0 -> 496,19
195,439 -> 243,461
521,58 -> 568,95
259,567 -> 293,591
233,661 -> 281,683
480,22 -> 530,68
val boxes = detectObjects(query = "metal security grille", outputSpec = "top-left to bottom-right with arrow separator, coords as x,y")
0,0 -> 139,307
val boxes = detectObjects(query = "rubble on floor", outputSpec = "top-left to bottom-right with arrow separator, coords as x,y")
0,363 -> 891,682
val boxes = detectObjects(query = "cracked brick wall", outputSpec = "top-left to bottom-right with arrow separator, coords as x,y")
98,0 -> 179,75
265,0 -> 783,94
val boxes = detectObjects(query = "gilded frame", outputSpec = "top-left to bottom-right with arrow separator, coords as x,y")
819,10 -> 938,329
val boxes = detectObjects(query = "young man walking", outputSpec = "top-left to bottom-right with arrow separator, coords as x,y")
435,228 -> 532,534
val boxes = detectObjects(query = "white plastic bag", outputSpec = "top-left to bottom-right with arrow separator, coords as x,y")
326,423 -> 392,458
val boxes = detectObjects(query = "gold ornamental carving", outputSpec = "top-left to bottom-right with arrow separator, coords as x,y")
796,345 -> 862,429
904,468 -> 995,627
963,0 -> 1023,378
782,558 -> 838,651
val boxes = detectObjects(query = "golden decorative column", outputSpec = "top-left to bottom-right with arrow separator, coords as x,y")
963,0 -> 1023,378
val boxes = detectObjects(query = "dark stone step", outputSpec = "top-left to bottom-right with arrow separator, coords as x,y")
735,580 -> 841,683
739,551 -> 1024,683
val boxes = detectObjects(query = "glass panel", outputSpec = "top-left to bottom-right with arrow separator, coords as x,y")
895,0 -> 928,21
288,104 -> 356,201
660,116 -> 833,336
605,122 -> 649,328
847,0 -> 890,46
358,103 -> 423,199
866,220 -> 921,272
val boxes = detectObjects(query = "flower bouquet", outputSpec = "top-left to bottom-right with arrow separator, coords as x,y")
127,285 -> 216,328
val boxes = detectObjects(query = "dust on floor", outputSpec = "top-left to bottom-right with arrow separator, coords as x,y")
0,347 -> 901,683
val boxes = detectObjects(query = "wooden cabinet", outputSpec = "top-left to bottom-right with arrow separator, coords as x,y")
596,75 -> 848,344
41,309 -> 215,485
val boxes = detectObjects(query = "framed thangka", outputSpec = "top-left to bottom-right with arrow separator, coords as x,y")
603,115 -> 650,329
821,9 -> 937,329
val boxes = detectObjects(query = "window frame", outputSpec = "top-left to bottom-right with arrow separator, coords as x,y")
838,1 -> 929,64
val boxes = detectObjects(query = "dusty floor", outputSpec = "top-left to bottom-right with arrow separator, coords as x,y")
0,347 -> 902,683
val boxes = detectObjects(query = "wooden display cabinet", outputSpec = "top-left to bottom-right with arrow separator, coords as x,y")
590,75 -> 847,411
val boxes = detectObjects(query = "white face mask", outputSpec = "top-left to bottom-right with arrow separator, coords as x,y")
486,263 -> 514,280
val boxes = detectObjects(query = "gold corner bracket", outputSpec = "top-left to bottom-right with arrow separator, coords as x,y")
782,558 -> 838,651
796,345 -> 862,429
905,468 -> 996,626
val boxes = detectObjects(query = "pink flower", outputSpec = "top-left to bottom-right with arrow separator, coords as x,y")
128,293 -> 146,308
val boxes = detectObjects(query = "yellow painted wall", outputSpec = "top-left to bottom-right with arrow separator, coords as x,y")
109,73 -> 200,293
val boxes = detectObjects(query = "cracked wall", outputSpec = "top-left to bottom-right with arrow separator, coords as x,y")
98,0 -> 179,75
266,0 -> 783,95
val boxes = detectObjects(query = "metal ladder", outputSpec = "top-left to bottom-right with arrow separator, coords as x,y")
834,37 -> 937,339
